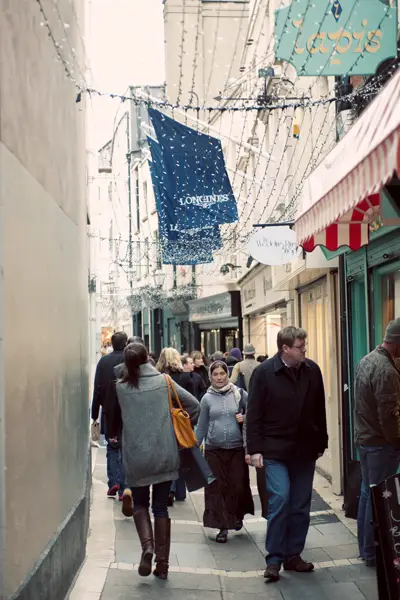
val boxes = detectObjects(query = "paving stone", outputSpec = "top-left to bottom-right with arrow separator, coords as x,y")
280,581 -> 367,600
355,580 -> 379,600
310,513 -> 340,526
104,569 -> 222,590
315,523 -> 356,537
311,491 -> 332,513
301,548 -> 332,563
323,544 -> 360,561
221,575 -> 284,596
326,564 -> 378,583
171,542 -> 218,568
101,582 -> 222,600
208,534 -> 266,571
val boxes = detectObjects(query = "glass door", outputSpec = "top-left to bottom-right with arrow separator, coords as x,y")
347,274 -> 369,459
371,261 -> 400,347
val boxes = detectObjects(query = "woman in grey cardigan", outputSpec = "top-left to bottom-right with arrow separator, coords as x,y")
196,361 -> 254,543
114,343 -> 200,580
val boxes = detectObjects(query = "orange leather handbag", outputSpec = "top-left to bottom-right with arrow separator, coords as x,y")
165,375 -> 197,449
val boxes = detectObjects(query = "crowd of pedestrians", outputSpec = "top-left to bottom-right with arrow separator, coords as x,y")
94,325 -> 384,584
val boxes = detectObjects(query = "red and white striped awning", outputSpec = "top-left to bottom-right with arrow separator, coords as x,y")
295,69 -> 400,253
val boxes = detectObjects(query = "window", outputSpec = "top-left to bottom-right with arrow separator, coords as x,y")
144,238 -> 150,277
135,172 -> 140,232
154,231 -> 162,270
372,261 -> 400,346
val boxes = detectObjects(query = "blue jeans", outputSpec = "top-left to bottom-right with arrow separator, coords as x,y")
106,436 -> 126,492
131,481 -> 172,518
357,445 -> 400,561
170,477 -> 187,501
264,458 -> 316,566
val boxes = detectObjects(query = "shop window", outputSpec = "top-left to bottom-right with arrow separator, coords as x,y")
300,279 -> 330,397
372,262 -> 400,346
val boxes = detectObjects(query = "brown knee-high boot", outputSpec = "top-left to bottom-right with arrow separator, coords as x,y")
133,508 -> 154,577
153,517 -> 171,580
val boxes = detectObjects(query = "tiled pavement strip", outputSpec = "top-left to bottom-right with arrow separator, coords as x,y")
68,448 -> 378,600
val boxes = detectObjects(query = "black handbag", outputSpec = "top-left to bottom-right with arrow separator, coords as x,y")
179,446 -> 216,492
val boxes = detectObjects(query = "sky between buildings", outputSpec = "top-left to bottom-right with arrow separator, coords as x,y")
87,0 -> 165,149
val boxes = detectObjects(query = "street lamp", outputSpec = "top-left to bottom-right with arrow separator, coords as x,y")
153,270 -> 166,288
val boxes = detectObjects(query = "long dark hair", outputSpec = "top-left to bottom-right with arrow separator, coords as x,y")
121,343 -> 148,388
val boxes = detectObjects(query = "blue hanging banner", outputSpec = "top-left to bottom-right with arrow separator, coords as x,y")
148,108 -> 238,230
147,138 -> 218,265
147,136 -> 222,249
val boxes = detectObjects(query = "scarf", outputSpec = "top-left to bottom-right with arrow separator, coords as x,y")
210,382 -> 241,407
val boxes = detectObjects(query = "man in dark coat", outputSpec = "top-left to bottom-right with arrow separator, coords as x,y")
354,318 -> 400,567
92,331 -> 128,499
246,326 -> 328,582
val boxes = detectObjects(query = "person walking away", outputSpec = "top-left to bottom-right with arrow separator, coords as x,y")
230,344 -> 259,391
257,355 -> 268,364
196,361 -> 254,543
182,355 -> 204,400
225,351 -> 238,376
157,348 -> 195,505
354,318 -> 400,567
108,343 -> 200,579
91,331 -> 128,499
230,348 -> 243,363
246,326 -> 328,582
191,351 -> 210,400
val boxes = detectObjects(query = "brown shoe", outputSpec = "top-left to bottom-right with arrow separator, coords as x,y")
153,517 -> 171,580
133,508 -> 154,577
264,564 -> 281,582
283,555 -> 314,572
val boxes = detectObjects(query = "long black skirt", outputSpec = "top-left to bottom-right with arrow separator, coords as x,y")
203,447 -> 254,530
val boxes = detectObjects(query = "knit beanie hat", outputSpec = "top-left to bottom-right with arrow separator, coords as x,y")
384,318 -> 400,345
231,348 -> 243,361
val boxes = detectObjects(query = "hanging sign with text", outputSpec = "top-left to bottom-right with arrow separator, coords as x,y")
248,227 -> 301,266
274,0 -> 398,77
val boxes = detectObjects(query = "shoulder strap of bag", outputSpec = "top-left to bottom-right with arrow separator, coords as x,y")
165,374 -> 184,411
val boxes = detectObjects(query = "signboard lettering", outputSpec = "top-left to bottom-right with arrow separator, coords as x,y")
275,0 -> 397,77
248,226 -> 301,266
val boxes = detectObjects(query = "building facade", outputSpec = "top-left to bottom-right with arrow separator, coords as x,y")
0,1 -> 90,598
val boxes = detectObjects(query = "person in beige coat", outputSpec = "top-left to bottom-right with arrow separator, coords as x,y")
230,344 -> 259,391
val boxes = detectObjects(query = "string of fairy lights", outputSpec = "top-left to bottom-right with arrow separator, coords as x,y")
37,0 -> 400,282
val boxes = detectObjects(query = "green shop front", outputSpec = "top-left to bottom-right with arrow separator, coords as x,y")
295,70 -> 400,515
187,292 -> 243,357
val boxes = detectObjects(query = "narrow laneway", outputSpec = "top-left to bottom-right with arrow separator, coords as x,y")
69,449 -> 378,600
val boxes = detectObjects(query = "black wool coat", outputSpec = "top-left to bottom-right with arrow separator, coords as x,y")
246,353 -> 328,462
91,350 -> 125,433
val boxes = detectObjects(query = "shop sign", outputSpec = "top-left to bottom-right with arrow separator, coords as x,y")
248,226 -> 300,266
188,293 -> 232,322
274,0 -> 397,77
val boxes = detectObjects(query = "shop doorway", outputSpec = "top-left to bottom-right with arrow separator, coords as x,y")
371,261 -> 400,346
200,328 -> 239,358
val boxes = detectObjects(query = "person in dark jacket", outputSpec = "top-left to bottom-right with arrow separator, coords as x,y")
182,355 -> 205,400
191,351 -> 210,399
354,318 -> 400,567
225,352 -> 238,376
91,331 -> 128,499
157,348 -> 195,504
246,326 -> 328,582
